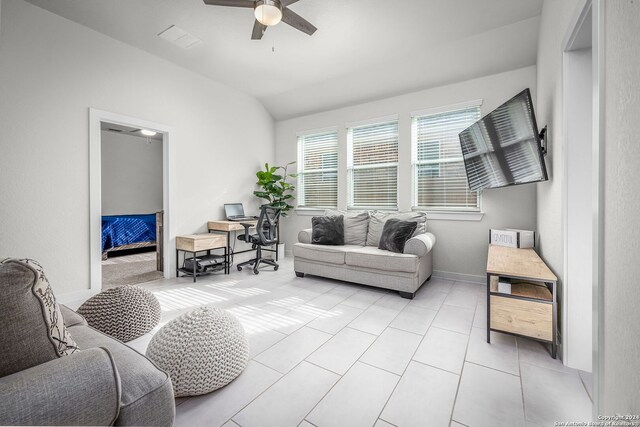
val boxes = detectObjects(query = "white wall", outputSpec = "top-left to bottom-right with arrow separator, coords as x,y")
602,0 -> 640,414
0,0 -> 274,296
275,66 -> 538,280
101,131 -> 163,216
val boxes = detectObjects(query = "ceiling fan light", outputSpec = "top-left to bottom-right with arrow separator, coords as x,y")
254,0 -> 282,26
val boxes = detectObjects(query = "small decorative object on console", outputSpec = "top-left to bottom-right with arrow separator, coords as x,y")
489,228 -> 535,248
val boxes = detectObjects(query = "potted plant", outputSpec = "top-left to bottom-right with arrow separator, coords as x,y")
254,161 -> 297,216
254,161 -> 297,259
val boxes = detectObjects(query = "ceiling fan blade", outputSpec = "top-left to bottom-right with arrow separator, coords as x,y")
251,20 -> 267,40
203,0 -> 254,7
281,0 -> 300,6
281,7 -> 317,36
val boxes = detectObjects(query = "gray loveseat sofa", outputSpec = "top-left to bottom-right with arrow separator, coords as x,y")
293,211 -> 436,299
0,258 -> 175,426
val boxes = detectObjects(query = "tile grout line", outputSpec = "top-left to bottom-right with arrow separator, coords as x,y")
202,274 -> 342,426
374,290 -> 453,425
447,297 -> 477,426
517,337 -> 529,425
298,291 -> 415,425
578,372 -> 594,404
230,287 -> 401,426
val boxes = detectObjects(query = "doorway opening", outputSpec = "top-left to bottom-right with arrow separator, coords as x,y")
100,122 -> 164,289
89,109 -> 175,294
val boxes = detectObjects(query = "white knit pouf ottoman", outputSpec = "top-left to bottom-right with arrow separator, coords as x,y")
146,306 -> 249,397
77,286 -> 161,342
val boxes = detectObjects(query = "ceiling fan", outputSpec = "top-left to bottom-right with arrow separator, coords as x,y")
203,0 -> 317,40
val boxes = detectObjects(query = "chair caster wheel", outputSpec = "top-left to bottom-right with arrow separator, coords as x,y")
253,268 -> 259,275
237,266 -> 242,271
274,265 -> 279,271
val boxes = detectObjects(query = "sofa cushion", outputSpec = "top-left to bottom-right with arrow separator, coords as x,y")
366,211 -> 427,247
325,210 -> 369,245
312,215 -> 344,245
345,247 -> 419,273
293,243 -> 362,265
60,304 -> 88,328
0,258 -> 79,378
69,324 -> 173,415
378,219 -> 418,253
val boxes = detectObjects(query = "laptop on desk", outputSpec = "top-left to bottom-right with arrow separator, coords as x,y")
224,203 -> 256,222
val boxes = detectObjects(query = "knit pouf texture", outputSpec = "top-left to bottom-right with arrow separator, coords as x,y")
77,286 -> 161,342
145,307 -> 249,397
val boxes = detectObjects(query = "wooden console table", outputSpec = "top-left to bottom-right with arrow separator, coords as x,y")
486,244 -> 558,358
176,234 -> 228,281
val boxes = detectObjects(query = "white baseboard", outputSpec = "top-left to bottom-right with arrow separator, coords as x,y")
432,270 -> 485,284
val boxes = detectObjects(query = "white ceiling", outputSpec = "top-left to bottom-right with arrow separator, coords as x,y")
25,0 -> 543,120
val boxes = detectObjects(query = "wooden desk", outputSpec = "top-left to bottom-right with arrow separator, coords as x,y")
486,244 -> 558,358
208,220 -> 258,232
176,234 -> 228,281
208,219 -> 279,262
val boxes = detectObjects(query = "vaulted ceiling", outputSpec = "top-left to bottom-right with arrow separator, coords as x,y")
25,0 -> 543,120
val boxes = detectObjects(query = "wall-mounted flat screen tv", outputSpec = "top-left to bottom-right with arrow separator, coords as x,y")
458,88 -> 548,192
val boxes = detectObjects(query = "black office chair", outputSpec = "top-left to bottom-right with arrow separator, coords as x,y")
236,206 -> 281,275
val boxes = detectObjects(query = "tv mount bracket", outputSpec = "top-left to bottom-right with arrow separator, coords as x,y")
539,126 -> 548,155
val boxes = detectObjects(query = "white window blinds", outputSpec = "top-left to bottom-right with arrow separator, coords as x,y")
297,130 -> 338,208
412,105 -> 481,210
348,120 -> 399,210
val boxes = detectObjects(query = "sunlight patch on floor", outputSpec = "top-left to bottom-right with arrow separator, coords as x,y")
204,282 -> 269,298
153,287 -> 228,310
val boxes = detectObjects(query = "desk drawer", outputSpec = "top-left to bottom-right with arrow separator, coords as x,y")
490,295 -> 552,341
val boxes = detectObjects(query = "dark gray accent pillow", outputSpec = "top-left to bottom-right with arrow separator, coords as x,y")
312,215 -> 345,245
378,219 -> 418,253
325,210 -> 369,245
367,211 -> 427,247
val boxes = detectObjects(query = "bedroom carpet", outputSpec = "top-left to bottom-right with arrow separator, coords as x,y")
102,252 -> 163,289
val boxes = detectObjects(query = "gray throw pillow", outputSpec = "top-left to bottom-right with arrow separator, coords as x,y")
366,211 -> 427,247
0,258 -> 79,377
324,209 -> 369,245
312,215 -> 345,245
378,219 -> 418,253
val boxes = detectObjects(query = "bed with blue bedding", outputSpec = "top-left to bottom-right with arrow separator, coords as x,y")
102,213 -> 157,255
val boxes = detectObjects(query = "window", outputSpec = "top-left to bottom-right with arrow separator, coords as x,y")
412,104 -> 482,211
347,119 -> 399,210
297,130 -> 338,208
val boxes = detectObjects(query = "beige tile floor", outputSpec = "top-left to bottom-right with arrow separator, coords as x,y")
127,257 -> 592,427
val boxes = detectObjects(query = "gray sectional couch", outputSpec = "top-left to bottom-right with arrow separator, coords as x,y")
0,258 -> 175,426
293,211 -> 436,298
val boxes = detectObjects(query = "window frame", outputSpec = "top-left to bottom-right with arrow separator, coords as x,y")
346,117 -> 400,211
411,101 -> 483,213
296,128 -> 339,209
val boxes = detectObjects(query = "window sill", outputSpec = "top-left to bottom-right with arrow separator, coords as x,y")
295,208 -> 327,216
420,210 -> 485,221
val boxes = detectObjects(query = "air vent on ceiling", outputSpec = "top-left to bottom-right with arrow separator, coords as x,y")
158,25 -> 202,49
